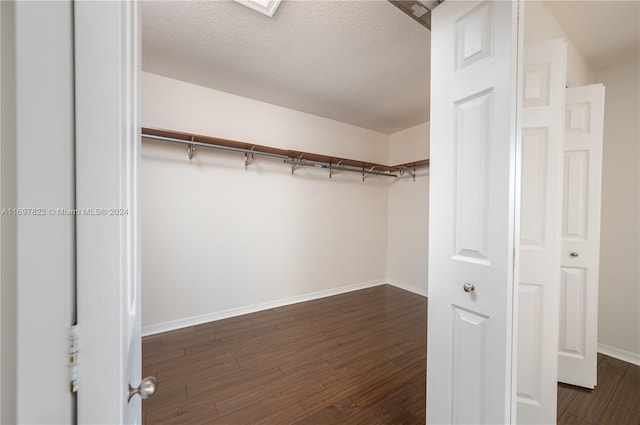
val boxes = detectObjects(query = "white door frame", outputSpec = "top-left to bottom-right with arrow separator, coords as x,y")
8,2 -> 75,422
0,1 -> 18,422
75,2 -> 140,423
73,1 -> 530,423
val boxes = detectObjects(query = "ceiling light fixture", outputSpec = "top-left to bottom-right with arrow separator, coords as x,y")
233,0 -> 282,17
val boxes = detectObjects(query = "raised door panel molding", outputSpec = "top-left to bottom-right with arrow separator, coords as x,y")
455,1 -> 494,71
453,89 -> 493,265
452,306 -> 489,424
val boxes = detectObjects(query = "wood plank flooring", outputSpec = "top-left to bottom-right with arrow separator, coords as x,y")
143,284 -> 640,424
558,353 -> 640,425
142,285 -> 427,424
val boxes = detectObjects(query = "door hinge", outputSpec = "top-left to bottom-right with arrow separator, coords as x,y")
69,324 -> 79,393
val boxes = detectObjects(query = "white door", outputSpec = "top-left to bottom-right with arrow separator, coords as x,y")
75,2 -> 143,423
517,38 -> 567,424
557,84 -> 605,389
427,1 -> 522,423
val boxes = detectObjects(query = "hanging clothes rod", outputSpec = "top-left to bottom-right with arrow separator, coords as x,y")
142,133 -> 289,160
284,159 -> 399,178
393,164 -> 430,172
141,127 -> 430,179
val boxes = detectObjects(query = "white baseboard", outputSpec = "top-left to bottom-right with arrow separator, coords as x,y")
386,279 -> 428,297
598,343 -> 640,366
142,279 -> 386,336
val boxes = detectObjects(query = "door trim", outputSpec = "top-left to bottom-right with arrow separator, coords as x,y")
75,2 -> 140,422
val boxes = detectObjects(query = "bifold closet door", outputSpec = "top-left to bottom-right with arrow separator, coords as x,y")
517,38 -> 567,424
427,0 -> 521,423
558,84 -> 605,389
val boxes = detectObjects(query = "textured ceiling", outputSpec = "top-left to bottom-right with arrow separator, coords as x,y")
543,0 -> 640,70
142,0 -> 431,135
142,1 -> 639,136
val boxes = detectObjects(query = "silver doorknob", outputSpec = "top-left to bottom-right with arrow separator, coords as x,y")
128,376 -> 157,402
463,283 -> 475,293
570,252 -> 579,257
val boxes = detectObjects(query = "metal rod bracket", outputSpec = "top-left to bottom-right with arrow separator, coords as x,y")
332,160 -> 344,179
397,167 -> 421,181
187,137 -> 196,160
291,155 -> 303,174
362,166 -> 376,182
244,148 -> 255,170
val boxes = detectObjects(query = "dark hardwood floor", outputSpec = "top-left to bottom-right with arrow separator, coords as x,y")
142,285 -> 427,424
558,353 -> 640,425
142,284 -> 640,424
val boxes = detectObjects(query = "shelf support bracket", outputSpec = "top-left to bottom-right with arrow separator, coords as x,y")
362,166 -> 376,182
291,155 -> 304,174
244,148 -> 255,170
398,168 -> 417,182
329,160 -> 344,179
187,137 -> 196,160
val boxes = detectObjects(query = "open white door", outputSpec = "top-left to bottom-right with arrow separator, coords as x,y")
558,84 -> 605,389
427,0 -> 522,423
75,2 -> 143,423
517,38 -> 567,424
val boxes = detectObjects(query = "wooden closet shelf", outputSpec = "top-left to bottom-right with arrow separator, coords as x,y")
142,127 -> 290,157
141,127 -> 429,173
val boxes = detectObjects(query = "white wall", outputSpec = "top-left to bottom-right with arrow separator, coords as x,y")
141,72 -> 393,333
595,58 -> 640,362
524,1 -> 595,87
387,123 -> 429,296
0,1 -> 17,422
525,1 -> 639,363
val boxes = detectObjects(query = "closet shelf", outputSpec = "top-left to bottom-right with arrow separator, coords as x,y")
141,127 -> 429,177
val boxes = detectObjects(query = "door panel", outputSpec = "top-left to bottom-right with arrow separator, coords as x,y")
454,90 -> 492,264
563,150 -> 589,239
517,284 -> 543,400
517,38 -> 567,424
559,267 -> 587,356
427,1 -> 521,423
75,2 -> 141,423
520,128 -> 549,247
558,84 -> 605,389
452,307 -> 489,423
